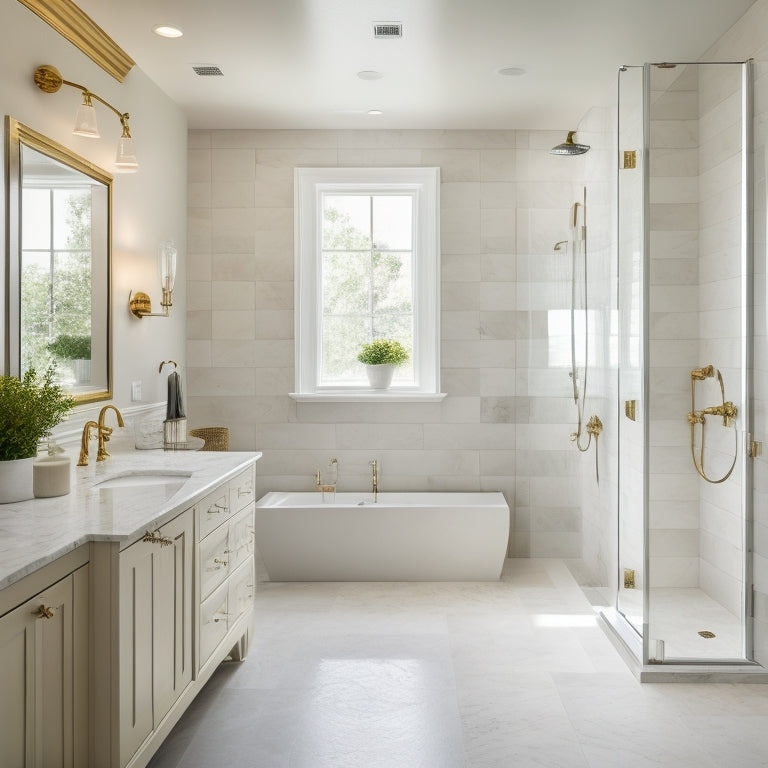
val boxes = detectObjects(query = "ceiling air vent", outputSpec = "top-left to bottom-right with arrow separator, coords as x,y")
192,65 -> 224,76
373,22 -> 402,38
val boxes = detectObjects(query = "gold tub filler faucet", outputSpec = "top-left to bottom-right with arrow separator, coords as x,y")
369,459 -> 378,503
315,458 -> 338,500
687,365 -> 738,483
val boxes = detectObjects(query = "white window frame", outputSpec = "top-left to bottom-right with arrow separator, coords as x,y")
291,167 -> 444,402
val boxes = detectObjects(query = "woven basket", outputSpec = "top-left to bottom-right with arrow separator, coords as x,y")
189,427 -> 230,452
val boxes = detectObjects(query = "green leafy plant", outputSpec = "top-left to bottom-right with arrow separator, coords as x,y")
357,339 -> 410,367
47,334 -> 91,360
0,367 -> 75,461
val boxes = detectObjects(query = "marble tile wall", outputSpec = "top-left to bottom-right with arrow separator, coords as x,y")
187,129 -> 586,559
695,64 -> 746,617
648,65 -> 702,589
701,0 -> 768,664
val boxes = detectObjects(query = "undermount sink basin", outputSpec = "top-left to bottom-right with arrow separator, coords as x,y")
95,472 -> 192,490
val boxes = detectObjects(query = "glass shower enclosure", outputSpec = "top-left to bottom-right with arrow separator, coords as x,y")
614,60 -> 759,670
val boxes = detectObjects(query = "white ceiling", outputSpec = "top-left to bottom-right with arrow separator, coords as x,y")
76,0 -> 757,130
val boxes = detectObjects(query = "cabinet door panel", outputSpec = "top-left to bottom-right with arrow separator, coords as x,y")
0,573 -> 81,768
153,511 -> 193,722
0,612 -> 28,767
119,543 -> 154,767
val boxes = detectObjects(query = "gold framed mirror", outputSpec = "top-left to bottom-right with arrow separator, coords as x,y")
5,117 -> 112,403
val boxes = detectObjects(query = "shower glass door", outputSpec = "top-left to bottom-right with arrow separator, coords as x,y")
644,61 -> 752,663
617,65 -> 646,639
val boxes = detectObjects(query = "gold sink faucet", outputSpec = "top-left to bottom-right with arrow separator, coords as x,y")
96,405 -> 124,461
77,421 -> 100,466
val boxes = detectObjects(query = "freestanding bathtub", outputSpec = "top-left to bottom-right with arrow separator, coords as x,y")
254,491 -> 510,581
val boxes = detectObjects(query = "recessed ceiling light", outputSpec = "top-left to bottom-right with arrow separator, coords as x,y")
367,109 -> 383,116
357,70 -> 384,80
153,24 -> 183,38
497,66 -> 526,77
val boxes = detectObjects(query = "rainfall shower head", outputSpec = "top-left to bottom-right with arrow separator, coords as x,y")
550,131 -> 590,156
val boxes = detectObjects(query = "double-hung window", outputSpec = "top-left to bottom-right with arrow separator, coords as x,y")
293,167 -> 443,400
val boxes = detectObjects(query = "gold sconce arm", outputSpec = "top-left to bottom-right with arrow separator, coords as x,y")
33,65 -> 138,172
129,290 -> 171,318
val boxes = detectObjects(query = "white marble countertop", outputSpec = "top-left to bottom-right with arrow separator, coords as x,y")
0,447 -> 261,590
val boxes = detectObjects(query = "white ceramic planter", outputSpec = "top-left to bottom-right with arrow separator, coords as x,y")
365,364 -> 396,389
0,457 -> 35,504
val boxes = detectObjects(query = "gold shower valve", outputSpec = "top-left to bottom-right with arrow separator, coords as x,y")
586,415 -> 603,437
702,401 -> 738,427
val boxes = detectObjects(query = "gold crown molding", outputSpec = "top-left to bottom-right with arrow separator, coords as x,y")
17,0 -> 134,82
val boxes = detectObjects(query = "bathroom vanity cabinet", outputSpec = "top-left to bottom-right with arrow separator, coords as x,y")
116,509 -> 193,766
0,452 -> 259,768
0,546 -> 90,768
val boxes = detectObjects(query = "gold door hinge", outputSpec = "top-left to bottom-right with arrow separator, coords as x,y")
623,569 -> 636,589
749,439 -> 762,459
623,150 -> 637,169
625,399 -> 637,421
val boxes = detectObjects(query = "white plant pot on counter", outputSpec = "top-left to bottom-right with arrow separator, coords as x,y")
0,457 -> 35,504
365,364 -> 396,390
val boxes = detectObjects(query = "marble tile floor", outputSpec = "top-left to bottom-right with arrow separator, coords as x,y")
585,585 -> 744,660
148,559 -> 768,768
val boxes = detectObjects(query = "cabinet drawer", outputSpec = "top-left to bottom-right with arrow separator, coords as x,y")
229,467 -> 255,515
228,559 -> 255,626
197,486 -> 232,540
229,504 -> 255,572
199,524 -> 231,601
199,581 -> 229,668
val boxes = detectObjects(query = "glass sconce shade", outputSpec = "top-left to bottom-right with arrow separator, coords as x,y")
73,93 -> 100,137
114,136 -> 139,173
159,240 -> 177,294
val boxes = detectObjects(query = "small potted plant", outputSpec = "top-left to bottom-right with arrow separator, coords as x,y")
47,334 -> 91,384
0,367 -> 74,503
357,339 -> 410,390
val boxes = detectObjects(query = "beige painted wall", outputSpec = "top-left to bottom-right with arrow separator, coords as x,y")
0,1 -> 188,417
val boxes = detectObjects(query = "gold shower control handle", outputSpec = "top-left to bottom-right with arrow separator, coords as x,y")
702,401 -> 737,427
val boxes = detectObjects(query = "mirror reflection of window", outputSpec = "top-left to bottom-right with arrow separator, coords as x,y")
21,183 -> 93,386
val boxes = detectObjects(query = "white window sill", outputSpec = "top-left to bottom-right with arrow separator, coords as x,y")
289,392 -> 447,403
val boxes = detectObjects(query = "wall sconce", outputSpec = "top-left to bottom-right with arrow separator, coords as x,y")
33,64 -> 139,173
129,241 -> 177,318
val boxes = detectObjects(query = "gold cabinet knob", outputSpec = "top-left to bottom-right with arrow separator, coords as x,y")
34,604 -> 55,619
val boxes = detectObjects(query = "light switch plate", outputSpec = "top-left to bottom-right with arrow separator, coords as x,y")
131,380 -> 142,401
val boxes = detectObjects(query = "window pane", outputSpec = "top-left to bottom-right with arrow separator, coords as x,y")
52,251 -> 92,337
322,252 -> 370,314
370,314 -> 414,383
322,195 -> 371,250
373,251 -> 412,315
321,315 -> 370,383
53,189 -> 91,250
373,195 -> 412,250
22,188 -> 51,249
